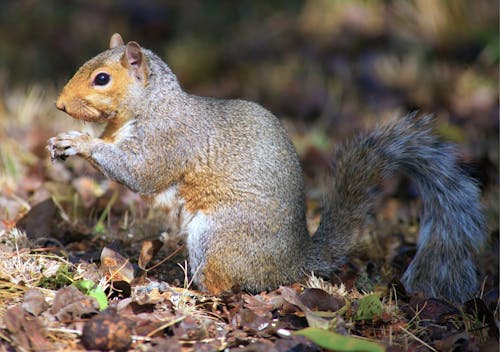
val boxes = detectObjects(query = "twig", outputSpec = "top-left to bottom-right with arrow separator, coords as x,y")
147,243 -> 186,272
399,326 -> 437,352
47,327 -> 82,336
145,315 -> 186,338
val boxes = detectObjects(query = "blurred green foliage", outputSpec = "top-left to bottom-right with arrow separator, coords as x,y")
0,1 -> 302,83
0,0 -> 497,128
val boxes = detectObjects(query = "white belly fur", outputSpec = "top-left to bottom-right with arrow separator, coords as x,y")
153,184 -> 213,277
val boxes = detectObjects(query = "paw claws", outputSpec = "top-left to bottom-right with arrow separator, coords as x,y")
47,131 -> 91,161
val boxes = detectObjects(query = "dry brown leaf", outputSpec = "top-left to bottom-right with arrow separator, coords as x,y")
299,287 -> 344,312
138,239 -> 164,270
100,244 -> 135,283
21,288 -> 48,316
50,285 -> 99,322
4,304 -> 54,351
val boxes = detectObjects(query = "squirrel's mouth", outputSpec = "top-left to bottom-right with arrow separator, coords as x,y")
57,100 -> 116,123
81,109 -> 117,122
67,110 -> 111,123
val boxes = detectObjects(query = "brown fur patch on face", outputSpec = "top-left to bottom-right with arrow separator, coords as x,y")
56,61 -> 134,123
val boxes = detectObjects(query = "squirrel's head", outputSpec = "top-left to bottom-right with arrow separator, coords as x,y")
56,33 -> 150,122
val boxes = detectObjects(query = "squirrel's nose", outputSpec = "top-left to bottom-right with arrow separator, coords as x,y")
56,98 -> 66,112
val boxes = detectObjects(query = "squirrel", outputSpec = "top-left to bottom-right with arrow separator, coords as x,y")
48,33 -> 486,303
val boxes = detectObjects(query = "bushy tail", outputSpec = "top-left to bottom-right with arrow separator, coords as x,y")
308,113 -> 486,303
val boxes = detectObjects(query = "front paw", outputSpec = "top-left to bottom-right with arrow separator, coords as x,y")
47,131 -> 92,161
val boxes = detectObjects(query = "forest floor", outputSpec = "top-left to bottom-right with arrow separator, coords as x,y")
0,84 -> 497,351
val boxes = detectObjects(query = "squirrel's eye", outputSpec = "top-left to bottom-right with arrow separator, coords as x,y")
93,73 -> 110,86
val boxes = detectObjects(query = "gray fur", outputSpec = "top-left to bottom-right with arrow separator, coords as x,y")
309,114 -> 486,303
50,42 -> 486,303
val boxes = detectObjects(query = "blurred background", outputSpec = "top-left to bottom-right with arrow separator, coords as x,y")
1,0 -> 498,126
0,0 -> 498,232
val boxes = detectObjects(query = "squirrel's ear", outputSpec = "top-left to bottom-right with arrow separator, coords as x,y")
122,41 -> 148,82
109,33 -> 124,48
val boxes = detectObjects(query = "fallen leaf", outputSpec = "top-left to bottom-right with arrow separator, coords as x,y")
172,316 -> 208,340
300,288 -> 344,312
244,291 -> 284,317
280,286 -> 333,329
234,308 -> 273,336
138,239 -> 164,270
22,288 -> 48,316
353,294 -> 383,321
50,285 -> 99,322
4,304 -> 54,351
100,242 -> 135,283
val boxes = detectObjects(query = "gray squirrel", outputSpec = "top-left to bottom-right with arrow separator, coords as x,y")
48,33 -> 486,303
